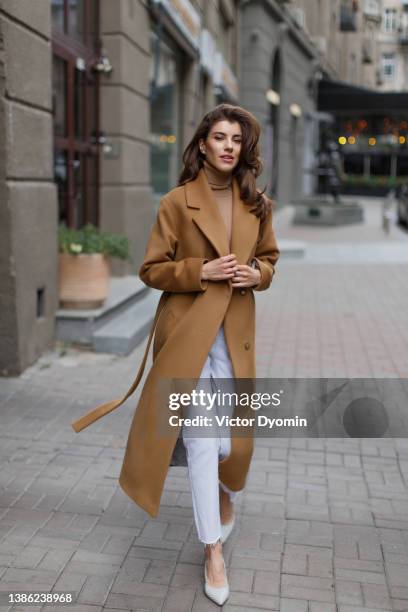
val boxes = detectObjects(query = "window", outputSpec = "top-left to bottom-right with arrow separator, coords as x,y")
52,0 -> 98,46
52,0 -> 100,228
382,53 -> 396,80
219,11 -> 233,66
149,30 -> 182,197
370,154 -> 391,176
383,8 -> 397,32
364,0 -> 380,17
344,153 -> 364,175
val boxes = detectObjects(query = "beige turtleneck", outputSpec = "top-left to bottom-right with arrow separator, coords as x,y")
203,158 -> 233,248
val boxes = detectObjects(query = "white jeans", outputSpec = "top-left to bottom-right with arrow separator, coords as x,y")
182,324 -> 242,544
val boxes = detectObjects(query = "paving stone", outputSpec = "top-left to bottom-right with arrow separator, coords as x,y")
391,599 -> 408,611
386,563 -> 408,587
338,607 -> 393,612
335,568 -> 387,585
334,557 -> 384,572
282,552 -> 307,575
77,575 -> 115,605
228,567 -> 254,592
252,569 -> 281,597
1,200 -> 408,610
230,552 -> 280,572
280,598 -> 308,612
281,574 -> 335,603
361,583 -> 392,610
105,591 -> 162,610
226,591 -> 280,609
143,559 -> 177,585
162,586 -> 196,611
310,603 -> 337,612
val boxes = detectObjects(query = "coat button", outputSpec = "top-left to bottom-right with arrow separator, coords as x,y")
240,289 -> 246,295
244,342 -> 250,350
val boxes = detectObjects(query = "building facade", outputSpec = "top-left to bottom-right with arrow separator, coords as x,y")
377,0 -> 408,90
5,0 -> 387,375
239,0 -> 338,203
289,0 -> 384,88
0,0 -> 242,375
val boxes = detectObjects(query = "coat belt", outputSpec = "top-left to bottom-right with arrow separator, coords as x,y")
70,291 -> 170,433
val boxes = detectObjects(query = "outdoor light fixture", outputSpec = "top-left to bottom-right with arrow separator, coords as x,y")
266,89 -> 280,105
92,49 -> 113,74
289,103 -> 302,118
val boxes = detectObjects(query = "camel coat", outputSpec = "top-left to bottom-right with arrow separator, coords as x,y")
71,167 -> 280,518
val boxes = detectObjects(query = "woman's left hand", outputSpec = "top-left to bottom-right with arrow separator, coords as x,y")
230,264 -> 261,288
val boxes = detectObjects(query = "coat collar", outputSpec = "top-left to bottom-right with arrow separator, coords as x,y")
183,166 -> 260,264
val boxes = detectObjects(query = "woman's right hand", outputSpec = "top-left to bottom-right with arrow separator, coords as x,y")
201,254 -> 238,281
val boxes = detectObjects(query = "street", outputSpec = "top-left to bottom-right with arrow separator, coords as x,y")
1,197 -> 408,611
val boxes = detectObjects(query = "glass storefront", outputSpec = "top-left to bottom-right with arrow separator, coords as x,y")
149,28 -> 183,199
331,113 -> 408,190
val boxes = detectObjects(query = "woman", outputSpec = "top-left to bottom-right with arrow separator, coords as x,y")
71,103 -> 280,606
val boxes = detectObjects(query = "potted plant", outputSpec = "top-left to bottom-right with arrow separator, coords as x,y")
58,223 -> 131,309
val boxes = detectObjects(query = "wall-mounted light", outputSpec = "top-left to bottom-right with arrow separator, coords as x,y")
92,48 -> 113,74
289,103 -> 302,118
266,89 -> 280,105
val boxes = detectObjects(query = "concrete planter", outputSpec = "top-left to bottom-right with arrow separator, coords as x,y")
58,253 -> 110,309
292,198 -> 364,226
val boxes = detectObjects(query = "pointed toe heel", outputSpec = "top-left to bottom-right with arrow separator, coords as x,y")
204,558 -> 229,606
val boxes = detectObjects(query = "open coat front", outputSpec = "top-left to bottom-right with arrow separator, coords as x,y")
72,167 -> 280,518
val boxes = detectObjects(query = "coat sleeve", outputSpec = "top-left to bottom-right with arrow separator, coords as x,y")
138,196 -> 209,293
251,204 -> 280,291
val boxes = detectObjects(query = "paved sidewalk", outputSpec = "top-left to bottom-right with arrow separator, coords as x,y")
1,197 -> 408,611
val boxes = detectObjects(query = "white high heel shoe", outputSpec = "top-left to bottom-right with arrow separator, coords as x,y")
221,514 -> 235,544
204,556 -> 230,606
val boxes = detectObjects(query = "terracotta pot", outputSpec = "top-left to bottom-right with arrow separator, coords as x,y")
59,253 -> 110,309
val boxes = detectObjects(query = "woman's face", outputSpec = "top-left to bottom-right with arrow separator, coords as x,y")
199,120 -> 242,173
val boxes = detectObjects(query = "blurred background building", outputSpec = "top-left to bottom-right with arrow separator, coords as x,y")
0,0 -> 407,375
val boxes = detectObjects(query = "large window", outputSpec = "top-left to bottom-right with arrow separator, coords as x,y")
397,156 -> 408,176
383,8 -> 397,32
149,29 -> 183,198
370,154 -> 391,176
382,52 -> 396,81
52,0 -> 98,46
51,0 -> 100,228
344,153 -> 364,175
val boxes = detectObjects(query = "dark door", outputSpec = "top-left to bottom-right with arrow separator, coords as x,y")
51,0 -> 101,228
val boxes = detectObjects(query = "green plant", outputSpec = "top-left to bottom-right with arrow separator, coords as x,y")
58,223 -> 131,261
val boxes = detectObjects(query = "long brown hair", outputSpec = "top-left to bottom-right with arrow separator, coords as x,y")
178,103 -> 273,221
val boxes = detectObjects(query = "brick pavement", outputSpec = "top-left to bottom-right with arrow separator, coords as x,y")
1,197 -> 408,611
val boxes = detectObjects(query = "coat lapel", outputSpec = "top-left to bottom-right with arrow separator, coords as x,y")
184,167 -> 260,264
